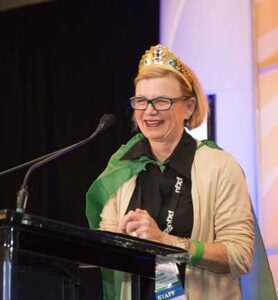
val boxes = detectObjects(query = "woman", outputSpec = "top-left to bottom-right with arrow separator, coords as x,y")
86,44 -> 254,300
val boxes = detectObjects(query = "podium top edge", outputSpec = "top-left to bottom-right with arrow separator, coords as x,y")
0,209 -> 188,260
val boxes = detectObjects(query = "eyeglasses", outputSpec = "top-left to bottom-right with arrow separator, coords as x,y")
129,96 -> 188,111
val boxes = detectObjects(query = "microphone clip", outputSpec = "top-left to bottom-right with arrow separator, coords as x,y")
16,186 -> 29,213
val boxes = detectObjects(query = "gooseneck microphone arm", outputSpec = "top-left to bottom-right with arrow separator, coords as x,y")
16,113 -> 117,213
0,148 -> 66,177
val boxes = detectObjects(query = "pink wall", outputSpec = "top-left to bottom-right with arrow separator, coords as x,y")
254,0 -> 278,291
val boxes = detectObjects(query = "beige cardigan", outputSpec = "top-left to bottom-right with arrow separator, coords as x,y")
99,144 -> 255,300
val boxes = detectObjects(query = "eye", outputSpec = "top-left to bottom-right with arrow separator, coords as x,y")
135,97 -> 147,104
154,97 -> 171,104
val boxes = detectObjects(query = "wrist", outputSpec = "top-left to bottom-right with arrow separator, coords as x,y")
188,240 -> 204,267
172,237 -> 192,252
161,232 -> 177,245
172,238 -> 205,267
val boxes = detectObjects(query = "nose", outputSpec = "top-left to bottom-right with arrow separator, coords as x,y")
145,102 -> 158,113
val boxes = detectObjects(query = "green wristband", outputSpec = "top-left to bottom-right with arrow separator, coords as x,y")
188,240 -> 204,267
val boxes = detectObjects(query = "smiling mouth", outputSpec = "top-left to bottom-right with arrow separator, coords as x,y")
145,120 -> 163,127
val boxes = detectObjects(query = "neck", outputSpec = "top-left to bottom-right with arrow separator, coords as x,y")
149,132 -> 183,162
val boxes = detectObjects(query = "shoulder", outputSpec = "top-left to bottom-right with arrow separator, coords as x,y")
194,140 -> 243,173
196,140 -> 235,160
111,133 -> 145,160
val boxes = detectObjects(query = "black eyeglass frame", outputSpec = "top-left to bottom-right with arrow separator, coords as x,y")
129,95 -> 189,111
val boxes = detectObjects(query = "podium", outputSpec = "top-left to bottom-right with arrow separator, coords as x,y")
0,209 -> 189,300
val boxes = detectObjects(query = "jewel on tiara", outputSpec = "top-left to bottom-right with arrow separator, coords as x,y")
138,44 -> 193,91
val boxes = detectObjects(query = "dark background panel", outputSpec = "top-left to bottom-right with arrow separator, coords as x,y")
0,0 -> 160,228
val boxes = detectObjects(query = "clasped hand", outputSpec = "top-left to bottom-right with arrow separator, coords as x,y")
117,208 -> 164,243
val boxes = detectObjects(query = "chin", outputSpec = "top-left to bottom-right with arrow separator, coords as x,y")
140,125 -> 168,140
143,131 -> 166,141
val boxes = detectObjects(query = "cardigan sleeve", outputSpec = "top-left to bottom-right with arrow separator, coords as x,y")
213,152 -> 254,276
99,176 -> 137,232
192,146 -> 254,277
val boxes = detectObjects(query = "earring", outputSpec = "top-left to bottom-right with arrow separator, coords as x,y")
184,119 -> 190,128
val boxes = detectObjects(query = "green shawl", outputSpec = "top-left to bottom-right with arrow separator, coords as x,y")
86,133 -> 166,229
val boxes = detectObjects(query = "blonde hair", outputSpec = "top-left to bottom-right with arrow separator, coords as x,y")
134,65 -> 209,130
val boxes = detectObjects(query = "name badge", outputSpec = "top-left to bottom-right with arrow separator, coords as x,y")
154,263 -> 186,300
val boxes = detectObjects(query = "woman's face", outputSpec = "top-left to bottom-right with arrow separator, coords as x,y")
134,74 -> 191,144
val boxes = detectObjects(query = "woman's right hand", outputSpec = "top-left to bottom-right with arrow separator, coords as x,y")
117,208 -> 167,243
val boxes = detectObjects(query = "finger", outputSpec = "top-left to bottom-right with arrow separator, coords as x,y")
130,231 -> 138,238
118,210 -> 137,232
126,220 -> 141,235
135,208 -> 148,215
117,222 -> 126,233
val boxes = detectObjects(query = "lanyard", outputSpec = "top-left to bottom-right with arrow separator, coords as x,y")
163,176 -> 184,234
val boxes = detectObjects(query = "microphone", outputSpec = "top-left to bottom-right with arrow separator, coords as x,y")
15,113 -> 117,214
0,114 -> 117,177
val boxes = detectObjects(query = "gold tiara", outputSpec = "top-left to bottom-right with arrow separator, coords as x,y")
138,44 -> 193,91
